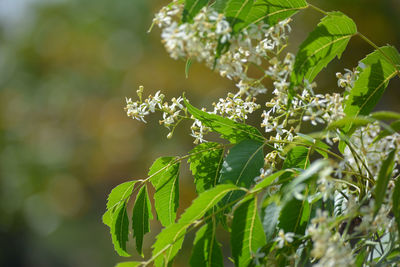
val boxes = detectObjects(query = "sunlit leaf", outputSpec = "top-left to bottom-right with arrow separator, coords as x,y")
291,12 -> 357,86
188,142 -> 225,193
103,181 -> 136,227
149,157 -> 180,226
184,99 -> 265,144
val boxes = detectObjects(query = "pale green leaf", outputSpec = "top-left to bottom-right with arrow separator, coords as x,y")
262,202 -> 281,242
111,202 -> 131,257
190,222 -> 223,267
244,0 -> 307,28
231,197 -> 266,267
184,99 -> 265,144
188,142 -> 225,193
291,12 -> 357,86
392,176 -> 400,235
251,170 -> 288,193
344,46 -> 400,130
183,0 -> 209,22
149,157 -> 180,226
132,184 -> 153,256
103,181 -> 136,227
224,0 -> 254,32
115,262 -> 141,267
220,139 -> 264,206
374,149 -> 396,216
371,111 -> 400,121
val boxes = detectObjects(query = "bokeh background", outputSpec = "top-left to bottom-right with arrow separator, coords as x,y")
0,0 -> 399,266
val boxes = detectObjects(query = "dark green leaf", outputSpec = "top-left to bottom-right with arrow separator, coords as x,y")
149,157 -> 180,226
231,197 -> 266,267
188,142 -> 224,193
278,197 -> 310,235
344,46 -> 400,131
152,184 -> 241,266
214,0 -> 228,13
190,221 -> 223,267
103,181 -> 136,227
184,99 -> 265,144
262,202 -> 281,242
111,202 -> 130,257
291,12 -> 357,86
374,149 -> 396,215
132,185 -> 153,256
183,0 -> 209,22
220,139 -> 264,205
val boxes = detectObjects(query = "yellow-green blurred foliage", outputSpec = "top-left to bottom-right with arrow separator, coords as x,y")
0,0 -> 398,266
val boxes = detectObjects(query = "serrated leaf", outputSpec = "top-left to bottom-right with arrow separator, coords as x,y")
291,12 -> 357,86
132,184 -> 153,256
392,177 -> 400,236
231,197 -> 266,267
220,139 -> 264,206
103,181 -> 137,227
152,184 -> 241,266
262,202 -> 281,242
190,221 -> 223,267
184,99 -> 265,144
183,0 -> 209,22
111,202 -> 130,257
344,46 -> 400,131
149,157 -> 180,226
374,149 -> 396,216
244,0 -> 307,28
115,262 -> 141,267
188,142 -> 225,193
224,0 -> 254,32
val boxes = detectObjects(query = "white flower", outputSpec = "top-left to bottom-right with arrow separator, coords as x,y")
274,230 -> 295,248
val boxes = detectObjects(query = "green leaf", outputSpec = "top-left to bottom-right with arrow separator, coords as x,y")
262,202 -> 281,242
344,46 -> 400,129
190,221 -> 223,267
371,111 -> 400,121
183,0 -> 209,22
327,116 -> 373,130
295,133 -> 330,158
251,170 -> 289,193
278,197 -> 310,235
152,184 -> 241,266
231,197 -> 266,267
184,99 -> 265,144
244,0 -> 307,28
283,146 -> 310,170
149,157 -> 180,226
103,181 -> 136,227
111,202 -> 131,257
220,139 -> 264,206
188,142 -> 225,193
291,12 -> 357,86
373,120 -> 400,143
374,149 -> 396,216
214,0 -> 228,13
392,177 -> 400,238
224,0 -> 254,32
115,262 -> 141,267
185,58 -> 193,78
132,184 -> 153,256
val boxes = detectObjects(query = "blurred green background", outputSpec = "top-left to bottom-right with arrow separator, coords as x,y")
0,0 -> 398,266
